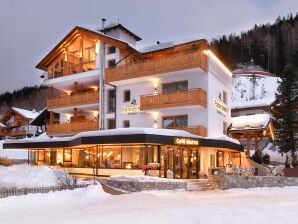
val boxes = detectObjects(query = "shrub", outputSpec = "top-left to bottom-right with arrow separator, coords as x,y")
251,151 -> 263,164
262,154 -> 270,165
0,157 -> 12,166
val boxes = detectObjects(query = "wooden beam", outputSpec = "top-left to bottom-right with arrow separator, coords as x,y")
246,137 -> 251,157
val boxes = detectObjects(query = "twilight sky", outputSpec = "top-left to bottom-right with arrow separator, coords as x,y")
0,0 -> 297,93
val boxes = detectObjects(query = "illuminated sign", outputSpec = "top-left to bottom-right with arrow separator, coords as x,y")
122,105 -> 145,115
213,98 -> 228,114
174,137 -> 199,146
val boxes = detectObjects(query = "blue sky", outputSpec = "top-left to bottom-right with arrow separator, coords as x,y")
0,0 -> 297,93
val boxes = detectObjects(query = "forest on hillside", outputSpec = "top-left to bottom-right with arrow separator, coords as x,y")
0,86 -> 47,115
210,13 -> 298,75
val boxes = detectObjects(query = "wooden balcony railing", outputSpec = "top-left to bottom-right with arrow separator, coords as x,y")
47,91 -> 99,109
105,50 -> 208,83
140,88 -> 207,110
168,126 -> 207,137
47,120 -> 99,135
8,130 -> 27,137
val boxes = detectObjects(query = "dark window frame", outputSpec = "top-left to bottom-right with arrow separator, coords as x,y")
123,90 -> 131,102
107,46 -> 116,55
162,115 -> 188,128
123,120 -> 130,128
162,80 -> 188,93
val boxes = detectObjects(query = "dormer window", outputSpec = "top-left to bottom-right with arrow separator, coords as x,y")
107,46 -> 116,55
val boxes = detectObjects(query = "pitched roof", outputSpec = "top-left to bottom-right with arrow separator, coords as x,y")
100,23 -> 142,41
12,107 -> 40,120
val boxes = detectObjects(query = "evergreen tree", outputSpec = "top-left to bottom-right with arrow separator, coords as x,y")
272,64 -> 298,167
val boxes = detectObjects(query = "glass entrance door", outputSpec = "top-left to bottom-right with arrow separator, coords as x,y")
190,148 -> 200,178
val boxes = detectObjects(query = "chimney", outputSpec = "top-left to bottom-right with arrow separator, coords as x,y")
101,18 -> 106,30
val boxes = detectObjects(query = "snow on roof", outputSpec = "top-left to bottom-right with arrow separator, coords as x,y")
231,97 -> 275,109
230,114 -> 270,130
204,135 -> 240,144
0,122 -> 6,128
12,107 -> 40,120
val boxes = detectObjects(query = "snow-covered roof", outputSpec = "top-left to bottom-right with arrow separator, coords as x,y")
12,107 -> 40,120
230,114 -> 271,130
204,135 -> 240,144
231,97 -> 275,109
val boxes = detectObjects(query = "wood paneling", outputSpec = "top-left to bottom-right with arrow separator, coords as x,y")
105,50 -> 208,83
47,120 -> 99,135
140,88 -> 207,110
47,91 -> 99,109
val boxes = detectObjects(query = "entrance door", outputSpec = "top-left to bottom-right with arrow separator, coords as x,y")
50,151 -> 57,166
189,148 -> 200,178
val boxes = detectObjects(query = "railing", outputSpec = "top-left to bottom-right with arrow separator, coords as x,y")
0,184 -> 91,199
47,120 -> 99,135
168,126 -> 207,137
105,50 -> 208,83
8,130 -> 27,137
140,88 -> 207,110
47,91 -> 99,109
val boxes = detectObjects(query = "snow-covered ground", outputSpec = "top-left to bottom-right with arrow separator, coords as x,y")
0,185 -> 298,224
109,175 -> 182,182
0,164 -> 82,188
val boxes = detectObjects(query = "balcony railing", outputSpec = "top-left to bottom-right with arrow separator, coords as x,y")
168,126 -> 207,137
47,91 -> 99,109
105,50 -> 208,83
47,120 -> 99,135
140,88 -> 207,110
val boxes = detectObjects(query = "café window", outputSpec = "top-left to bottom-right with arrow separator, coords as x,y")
162,81 -> 188,93
123,90 -> 131,102
63,149 -> 72,162
163,115 -> 188,128
101,146 -> 121,169
108,59 -> 116,68
123,120 -> 130,128
122,146 -> 146,169
223,90 -> 227,104
107,46 -> 116,55
217,151 -> 224,167
107,89 -> 116,112
38,150 -> 45,161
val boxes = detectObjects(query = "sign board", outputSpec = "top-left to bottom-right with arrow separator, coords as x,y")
174,137 -> 200,146
213,98 -> 228,114
122,105 -> 140,114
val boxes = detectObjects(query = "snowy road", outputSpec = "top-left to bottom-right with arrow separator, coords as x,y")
0,185 -> 298,224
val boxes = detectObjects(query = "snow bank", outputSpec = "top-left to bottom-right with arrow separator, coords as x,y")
108,175 -> 181,182
0,164 -> 73,188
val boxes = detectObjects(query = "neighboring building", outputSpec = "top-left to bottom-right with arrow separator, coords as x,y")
4,22 -> 249,179
0,107 -> 39,139
231,67 -> 278,117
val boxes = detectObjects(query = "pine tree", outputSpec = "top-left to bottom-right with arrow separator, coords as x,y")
272,64 -> 298,167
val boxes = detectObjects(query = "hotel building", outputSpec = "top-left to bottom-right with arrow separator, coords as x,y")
4,22 -> 249,178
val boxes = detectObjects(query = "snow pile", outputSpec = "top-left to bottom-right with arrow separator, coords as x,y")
231,114 -> 270,130
109,175 -> 181,182
0,140 -> 27,160
251,143 -> 286,164
231,74 -> 278,109
0,164 -> 71,188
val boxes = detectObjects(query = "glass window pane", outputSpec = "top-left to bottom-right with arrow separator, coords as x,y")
162,83 -> 175,93
163,117 -> 174,128
101,146 -> 121,168
175,115 -> 188,127
122,146 -> 146,169
176,81 -> 188,91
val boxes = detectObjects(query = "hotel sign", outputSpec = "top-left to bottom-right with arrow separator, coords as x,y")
213,98 -> 228,114
122,105 -> 145,115
174,137 -> 199,146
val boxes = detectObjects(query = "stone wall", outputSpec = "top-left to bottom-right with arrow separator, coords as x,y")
208,168 -> 298,190
107,180 -> 187,192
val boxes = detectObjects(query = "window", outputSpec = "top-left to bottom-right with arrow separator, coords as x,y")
63,149 -> 72,162
122,146 -> 146,169
123,90 -> 131,102
101,146 -> 121,168
107,46 -> 116,55
223,121 -> 227,135
162,81 -> 188,93
223,90 -> 227,104
107,89 -> 116,112
107,119 -> 116,129
162,115 -> 188,128
123,120 -> 130,128
217,151 -> 224,167
108,59 -> 116,68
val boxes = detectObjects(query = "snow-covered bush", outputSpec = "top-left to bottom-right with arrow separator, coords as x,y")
0,157 -> 12,166
55,169 -> 78,189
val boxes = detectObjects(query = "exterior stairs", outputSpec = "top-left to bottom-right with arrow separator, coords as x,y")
186,179 -> 214,191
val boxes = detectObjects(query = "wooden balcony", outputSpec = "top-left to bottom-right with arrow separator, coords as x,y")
47,120 -> 99,135
169,126 -> 207,137
47,91 -> 99,109
105,50 -> 208,83
140,88 -> 207,110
